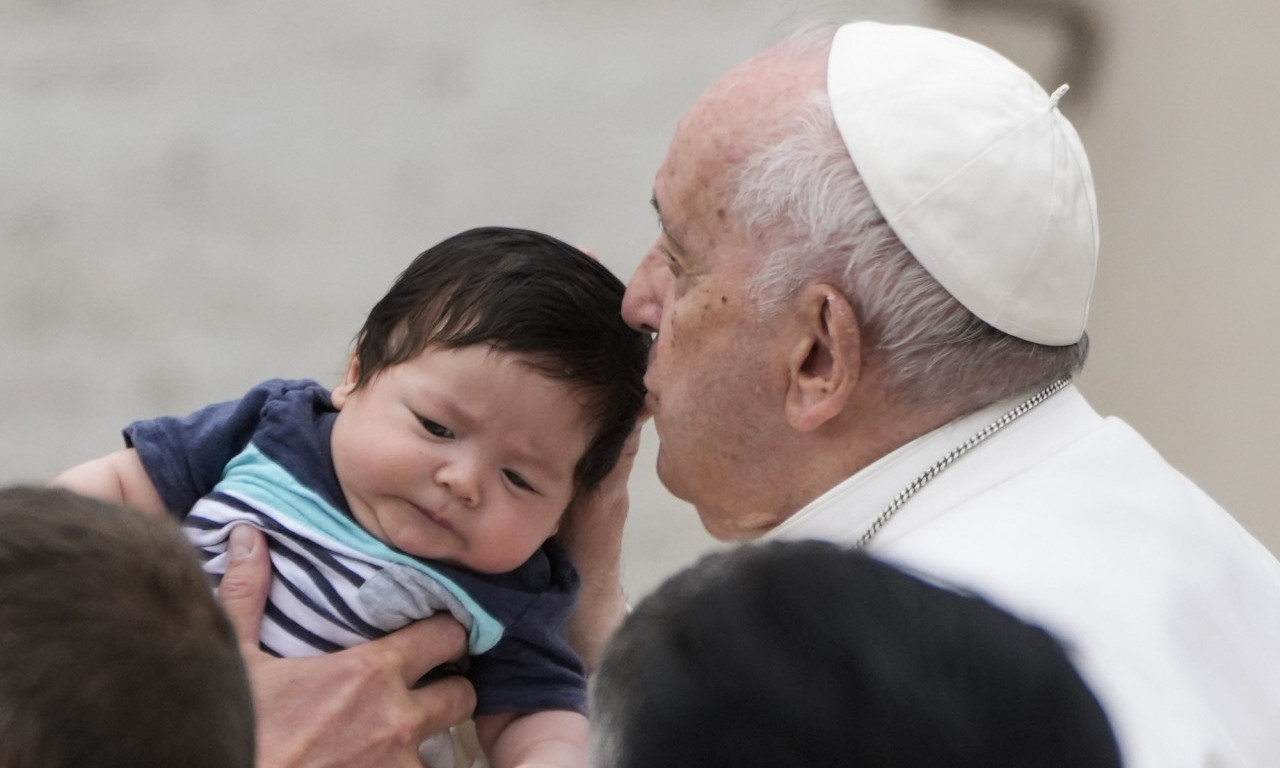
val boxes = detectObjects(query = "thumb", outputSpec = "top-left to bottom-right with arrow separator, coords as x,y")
218,524 -> 272,657
615,422 -> 644,471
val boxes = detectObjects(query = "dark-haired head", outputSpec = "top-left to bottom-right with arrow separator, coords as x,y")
351,227 -> 649,492
0,486 -> 255,768
592,540 -> 1122,768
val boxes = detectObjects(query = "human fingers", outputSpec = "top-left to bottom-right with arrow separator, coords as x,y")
360,613 -> 471,687
217,524 -> 273,659
251,648 -> 474,768
408,673 -> 478,743
615,421 -> 644,470
557,426 -> 638,667
562,422 -> 642,539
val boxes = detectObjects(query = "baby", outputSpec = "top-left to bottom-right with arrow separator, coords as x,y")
54,226 -> 649,768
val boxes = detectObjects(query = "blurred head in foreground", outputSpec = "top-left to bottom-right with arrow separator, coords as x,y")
0,486 -> 255,768
591,540 -> 1121,768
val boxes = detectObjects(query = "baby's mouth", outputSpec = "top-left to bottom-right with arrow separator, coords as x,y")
412,502 -> 454,532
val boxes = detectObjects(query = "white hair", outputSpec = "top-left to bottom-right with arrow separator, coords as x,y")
732,28 -> 1087,411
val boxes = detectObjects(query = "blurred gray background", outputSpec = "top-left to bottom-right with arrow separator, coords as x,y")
3,0 -> 1278,600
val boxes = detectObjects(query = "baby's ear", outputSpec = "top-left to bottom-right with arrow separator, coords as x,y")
330,356 -> 361,409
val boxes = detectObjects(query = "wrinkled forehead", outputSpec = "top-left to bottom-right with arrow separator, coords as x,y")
676,44 -> 827,167
656,45 -> 828,237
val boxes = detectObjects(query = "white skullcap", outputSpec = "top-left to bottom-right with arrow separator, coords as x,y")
827,21 -> 1099,345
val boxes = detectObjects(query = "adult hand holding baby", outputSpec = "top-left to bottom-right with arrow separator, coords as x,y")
556,422 -> 646,668
219,524 -> 477,768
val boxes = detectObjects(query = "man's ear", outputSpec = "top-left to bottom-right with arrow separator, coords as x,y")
330,355 -> 361,410
784,284 -> 860,432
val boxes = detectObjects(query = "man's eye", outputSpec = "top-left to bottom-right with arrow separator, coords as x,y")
421,419 -> 454,439
662,248 -> 681,272
503,469 -> 536,493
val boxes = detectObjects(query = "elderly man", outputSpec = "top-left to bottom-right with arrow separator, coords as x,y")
619,20 -> 1280,768
209,20 -> 1280,768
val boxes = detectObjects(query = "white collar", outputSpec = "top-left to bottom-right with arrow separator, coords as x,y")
764,383 -> 1101,547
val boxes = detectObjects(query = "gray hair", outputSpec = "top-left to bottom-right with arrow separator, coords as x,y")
733,28 -> 1087,413
588,679 -> 626,768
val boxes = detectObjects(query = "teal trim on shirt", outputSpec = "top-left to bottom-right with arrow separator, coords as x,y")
218,443 -> 504,653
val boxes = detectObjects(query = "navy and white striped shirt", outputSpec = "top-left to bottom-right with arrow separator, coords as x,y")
126,379 -> 586,716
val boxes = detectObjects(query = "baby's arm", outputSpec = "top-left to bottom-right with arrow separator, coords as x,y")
51,448 -> 168,518
475,710 -> 589,768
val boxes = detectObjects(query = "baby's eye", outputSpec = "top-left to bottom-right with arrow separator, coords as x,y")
503,469 -> 536,493
421,418 -> 454,439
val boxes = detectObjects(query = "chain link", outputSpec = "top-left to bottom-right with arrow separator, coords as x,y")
856,377 -> 1071,548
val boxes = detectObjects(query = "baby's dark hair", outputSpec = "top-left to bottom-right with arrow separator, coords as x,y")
352,226 -> 649,492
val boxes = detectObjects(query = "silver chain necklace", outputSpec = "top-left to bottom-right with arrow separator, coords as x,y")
856,376 -> 1072,548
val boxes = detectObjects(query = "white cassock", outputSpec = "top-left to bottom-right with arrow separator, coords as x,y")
767,384 -> 1280,768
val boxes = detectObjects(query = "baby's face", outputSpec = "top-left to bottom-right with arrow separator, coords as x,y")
329,345 -> 592,573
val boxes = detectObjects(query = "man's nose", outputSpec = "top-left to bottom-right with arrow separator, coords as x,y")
621,250 -> 665,333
